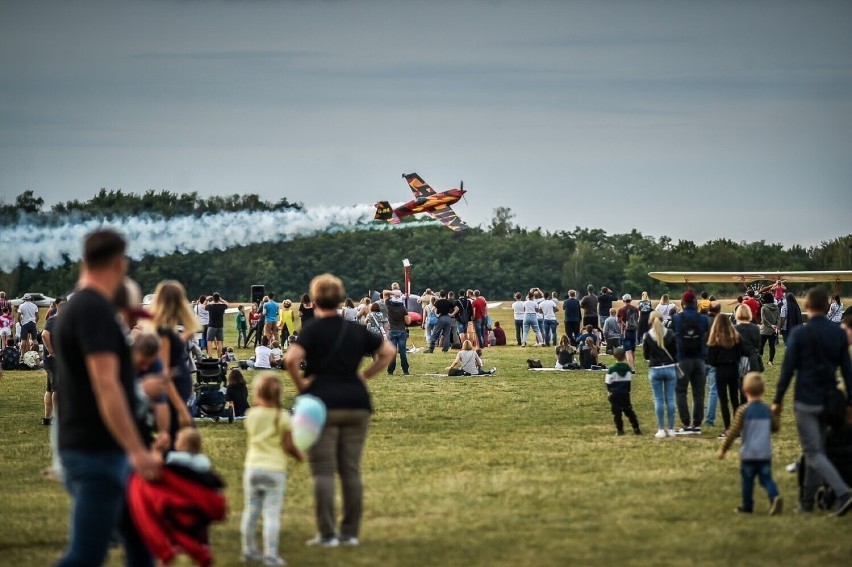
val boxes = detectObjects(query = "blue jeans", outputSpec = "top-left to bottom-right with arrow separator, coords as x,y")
57,450 -> 153,567
514,320 -> 523,345
649,365 -> 677,429
473,319 -> 486,348
522,314 -> 542,345
429,315 -> 453,352
740,460 -> 779,512
704,365 -> 718,426
387,329 -> 410,374
542,320 -> 558,346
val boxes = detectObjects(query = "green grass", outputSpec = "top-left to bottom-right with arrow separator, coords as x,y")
2,305 -> 851,566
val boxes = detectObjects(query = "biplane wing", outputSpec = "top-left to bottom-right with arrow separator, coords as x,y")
648,271 -> 852,284
403,173 -> 437,198
427,204 -> 468,232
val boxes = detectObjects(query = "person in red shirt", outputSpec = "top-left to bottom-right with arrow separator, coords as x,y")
743,290 -> 761,325
471,290 -> 489,348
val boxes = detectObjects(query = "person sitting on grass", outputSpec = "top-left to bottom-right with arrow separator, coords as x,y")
0,337 -> 21,371
447,340 -> 496,376
225,369 -> 250,419
492,321 -> 507,346
555,335 -> 578,369
604,347 -> 641,436
718,372 -> 783,515
576,325 -> 602,369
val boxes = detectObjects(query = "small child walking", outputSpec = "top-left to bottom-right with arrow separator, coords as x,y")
604,347 -> 642,436
717,372 -> 783,515
241,373 -> 305,566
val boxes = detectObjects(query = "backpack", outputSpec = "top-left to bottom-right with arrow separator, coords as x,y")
625,307 -> 638,331
680,312 -> 703,358
427,309 -> 438,325
456,298 -> 472,325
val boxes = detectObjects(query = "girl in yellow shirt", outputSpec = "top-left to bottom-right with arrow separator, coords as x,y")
240,374 -> 304,566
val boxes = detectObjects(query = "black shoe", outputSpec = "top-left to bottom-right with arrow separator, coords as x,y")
615,431 -> 625,436
387,371 -> 394,375
425,348 -> 434,354
41,418 -> 52,426
735,506 -> 753,514
833,491 -> 852,517
633,428 -> 642,436
403,371 -> 411,376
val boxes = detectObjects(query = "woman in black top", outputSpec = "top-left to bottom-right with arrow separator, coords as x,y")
225,369 -> 249,418
707,314 -> 743,438
299,293 -> 315,328
151,280 -> 199,446
734,304 -> 762,405
643,311 -> 679,437
286,274 -> 394,547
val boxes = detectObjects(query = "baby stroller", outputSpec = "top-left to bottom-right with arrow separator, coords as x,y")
192,359 -> 233,423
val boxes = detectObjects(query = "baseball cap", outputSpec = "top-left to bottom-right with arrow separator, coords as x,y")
682,291 -> 696,304
622,294 -> 632,302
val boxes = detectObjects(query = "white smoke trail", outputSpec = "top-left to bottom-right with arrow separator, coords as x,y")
0,204 -> 434,272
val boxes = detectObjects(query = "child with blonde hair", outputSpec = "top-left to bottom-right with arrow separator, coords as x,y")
241,373 -> 305,565
718,372 -> 782,515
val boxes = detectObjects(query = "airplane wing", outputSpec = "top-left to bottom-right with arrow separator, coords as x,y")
427,204 -> 468,232
403,173 -> 437,198
648,271 -> 852,284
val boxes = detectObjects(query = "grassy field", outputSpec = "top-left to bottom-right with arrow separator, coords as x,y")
2,303 -> 851,566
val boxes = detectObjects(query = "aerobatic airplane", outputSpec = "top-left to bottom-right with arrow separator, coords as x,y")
374,173 -> 468,232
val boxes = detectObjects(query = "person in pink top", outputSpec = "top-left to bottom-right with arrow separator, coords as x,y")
0,307 -> 13,348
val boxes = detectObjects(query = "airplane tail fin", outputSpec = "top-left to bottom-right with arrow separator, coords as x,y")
374,201 -> 394,221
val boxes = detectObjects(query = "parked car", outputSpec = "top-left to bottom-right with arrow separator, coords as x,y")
10,292 -> 56,308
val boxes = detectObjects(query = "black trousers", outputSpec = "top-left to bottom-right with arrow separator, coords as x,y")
609,392 -> 640,432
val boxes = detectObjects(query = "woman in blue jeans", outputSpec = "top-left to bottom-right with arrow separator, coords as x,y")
643,311 -> 679,438
521,292 -> 543,346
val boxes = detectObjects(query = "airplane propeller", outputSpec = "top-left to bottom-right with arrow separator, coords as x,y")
460,180 -> 468,205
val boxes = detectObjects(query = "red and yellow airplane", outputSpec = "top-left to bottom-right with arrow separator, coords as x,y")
374,173 -> 468,232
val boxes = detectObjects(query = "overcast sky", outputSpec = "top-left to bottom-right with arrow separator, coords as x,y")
2,0 -> 850,247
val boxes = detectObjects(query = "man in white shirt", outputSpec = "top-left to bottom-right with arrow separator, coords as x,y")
18,293 -> 39,355
538,295 -> 559,347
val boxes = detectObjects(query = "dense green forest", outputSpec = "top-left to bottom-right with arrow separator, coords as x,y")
1,192 -> 850,300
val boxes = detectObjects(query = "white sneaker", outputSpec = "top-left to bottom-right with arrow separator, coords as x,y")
654,429 -> 667,439
666,429 -> 677,437
306,535 -> 339,548
263,556 -> 287,566
339,537 -> 360,547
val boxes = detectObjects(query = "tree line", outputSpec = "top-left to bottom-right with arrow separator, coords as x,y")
1,191 -> 849,300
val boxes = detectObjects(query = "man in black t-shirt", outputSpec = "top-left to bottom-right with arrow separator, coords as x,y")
427,289 -> 457,353
204,292 -> 229,358
386,293 -> 412,375
597,287 -> 617,328
54,229 -> 160,566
